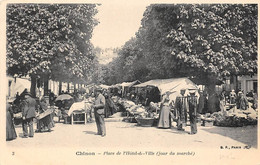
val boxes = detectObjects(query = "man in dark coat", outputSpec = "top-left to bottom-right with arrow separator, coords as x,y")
21,92 -> 37,138
175,89 -> 188,131
187,91 -> 198,134
93,88 -> 106,137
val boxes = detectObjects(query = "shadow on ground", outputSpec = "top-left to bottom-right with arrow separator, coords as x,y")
165,127 -> 190,134
18,133 -> 23,138
83,131 -> 96,135
201,125 -> 257,148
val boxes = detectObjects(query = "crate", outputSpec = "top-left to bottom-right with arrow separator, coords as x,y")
136,118 -> 154,127
201,120 -> 214,127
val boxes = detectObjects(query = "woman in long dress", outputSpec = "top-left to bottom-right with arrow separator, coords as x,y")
157,93 -> 172,129
239,93 -> 249,110
219,91 -> 226,114
6,102 -> 17,141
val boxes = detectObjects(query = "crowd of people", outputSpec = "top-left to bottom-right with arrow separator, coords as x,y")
156,88 -> 258,135
6,85 -> 258,140
6,87 -> 119,140
156,89 -> 198,135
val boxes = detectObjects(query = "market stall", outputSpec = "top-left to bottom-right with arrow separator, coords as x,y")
133,77 -> 198,105
8,77 -> 31,98
120,80 -> 141,98
112,97 -> 160,126
200,102 -> 258,127
68,99 -> 93,125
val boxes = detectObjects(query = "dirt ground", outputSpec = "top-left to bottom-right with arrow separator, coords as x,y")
6,116 -> 257,149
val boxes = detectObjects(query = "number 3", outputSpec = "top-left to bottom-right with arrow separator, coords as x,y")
12,152 -> 15,155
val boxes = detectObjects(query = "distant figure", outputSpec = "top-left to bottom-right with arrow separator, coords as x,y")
246,90 -> 254,97
229,89 -> 237,104
198,90 -> 205,114
49,91 -> 55,106
187,91 -> 198,135
239,92 -> 249,110
175,89 -> 188,131
6,101 -> 17,141
158,92 -> 172,129
219,91 -> 226,113
252,92 -> 258,110
21,92 -> 37,138
93,88 -> 106,137
104,91 -> 117,118
236,91 -> 242,109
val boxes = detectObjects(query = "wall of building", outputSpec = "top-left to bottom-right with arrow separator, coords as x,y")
238,75 -> 258,95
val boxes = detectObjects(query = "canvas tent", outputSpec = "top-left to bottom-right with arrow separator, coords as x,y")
119,80 -> 141,97
134,77 -> 198,102
8,77 -> 31,98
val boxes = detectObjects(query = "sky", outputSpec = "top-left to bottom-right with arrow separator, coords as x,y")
91,2 -> 149,49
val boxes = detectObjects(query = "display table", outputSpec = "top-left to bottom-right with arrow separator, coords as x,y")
71,111 -> 87,125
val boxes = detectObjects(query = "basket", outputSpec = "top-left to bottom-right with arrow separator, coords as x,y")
37,109 -> 53,120
136,118 -> 154,127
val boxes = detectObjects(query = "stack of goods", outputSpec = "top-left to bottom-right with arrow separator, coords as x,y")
118,100 -> 145,115
200,113 -> 215,126
127,105 -> 146,115
212,108 -> 257,127
122,100 -> 136,109
200,113 -> 215,122
137,111 -> 159,119
149,102 -> 160,112
135,110 -> 159,127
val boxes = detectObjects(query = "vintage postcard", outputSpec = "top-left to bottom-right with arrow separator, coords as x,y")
1,0 -> 259,164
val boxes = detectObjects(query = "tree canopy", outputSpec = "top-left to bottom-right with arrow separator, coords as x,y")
7,4 -> 99,83
102,4 -> 257,86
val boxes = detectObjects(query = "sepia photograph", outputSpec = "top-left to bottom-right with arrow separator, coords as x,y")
1,1 -> 259,164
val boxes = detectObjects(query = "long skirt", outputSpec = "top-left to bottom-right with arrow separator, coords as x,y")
6,111 -> 17,140
157,105 -> 171,128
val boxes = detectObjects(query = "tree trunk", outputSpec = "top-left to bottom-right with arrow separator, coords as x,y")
234,75 -> 239,93
30,74 -> 37,98
74,83 -> 76,93
44,77 -> 49,96
59,81 -> 62,95
80,84 -> 82,91
67,82 -> 70,93
205,76 -> 219,114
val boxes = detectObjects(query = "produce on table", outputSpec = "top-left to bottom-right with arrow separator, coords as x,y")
209,108 -> 258,127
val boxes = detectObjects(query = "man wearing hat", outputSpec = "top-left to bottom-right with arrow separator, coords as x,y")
175,89 -> 188,131
21,91 -> 37,138
187,90 -> 198,134
93,88 -> 106,137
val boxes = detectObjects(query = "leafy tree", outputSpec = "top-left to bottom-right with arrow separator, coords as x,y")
104,4 -> 257,112
138,4 -> 257,112
7,4 -> 99,96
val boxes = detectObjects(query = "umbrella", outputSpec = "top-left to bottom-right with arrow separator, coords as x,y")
55,94 -> 73,101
